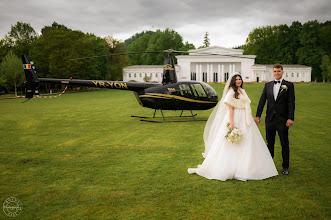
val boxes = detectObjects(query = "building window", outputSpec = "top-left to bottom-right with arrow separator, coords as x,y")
286,73 -> 288,77
129,73 -> 131,78
202,72 -> 207,82
156,73 -> 158,77
246,77 -> 249,79
302,73 -> 305,78
134,73 -> 136,77
297,73 -> 299,77
145,73 -> 147,77
213,72 -> 218,82
191,72 -> 196,81
140,73 -> 142,77
291,73 -> 294,77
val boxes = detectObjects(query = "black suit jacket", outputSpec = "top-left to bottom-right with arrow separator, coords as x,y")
256,80 -> 295,123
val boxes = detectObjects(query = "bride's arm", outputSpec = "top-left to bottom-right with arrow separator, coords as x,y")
228,105 -> 234,129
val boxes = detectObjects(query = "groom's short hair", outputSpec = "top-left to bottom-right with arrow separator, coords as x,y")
273,63 -> 283,70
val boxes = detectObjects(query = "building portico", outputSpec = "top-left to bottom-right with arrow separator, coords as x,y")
176,46 -> 256,83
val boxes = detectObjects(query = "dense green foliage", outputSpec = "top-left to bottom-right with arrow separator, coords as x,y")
30,22 -> 110,80
127,28 -> 195,65
0,21 -> 38,62
0,22 -> 129,92
320,55 -> 331,82
0,51 -> 25,96
0,84 -> 330,219
124,30 -> 154,47
243,20 -> 331,80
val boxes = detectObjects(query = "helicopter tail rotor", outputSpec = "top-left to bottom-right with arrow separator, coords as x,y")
22,55 -> 39,98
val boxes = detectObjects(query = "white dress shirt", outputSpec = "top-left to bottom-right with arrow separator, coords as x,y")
273,78 -> 283,100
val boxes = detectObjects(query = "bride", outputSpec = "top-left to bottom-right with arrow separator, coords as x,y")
188,73 -> 278,181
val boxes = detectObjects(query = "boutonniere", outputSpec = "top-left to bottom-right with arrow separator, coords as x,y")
281,85 -> 288,90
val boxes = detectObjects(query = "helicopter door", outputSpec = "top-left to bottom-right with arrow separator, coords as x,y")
179,84 -> 193,97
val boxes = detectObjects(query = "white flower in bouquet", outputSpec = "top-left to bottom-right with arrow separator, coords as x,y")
225,123 -> 243,144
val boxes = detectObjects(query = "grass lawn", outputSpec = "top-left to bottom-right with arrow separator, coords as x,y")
0,83 -> 330,219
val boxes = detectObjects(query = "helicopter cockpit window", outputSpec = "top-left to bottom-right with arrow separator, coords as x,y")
191,84 -> 207,97
201,83 -> 217,97
179,84 -> 192,96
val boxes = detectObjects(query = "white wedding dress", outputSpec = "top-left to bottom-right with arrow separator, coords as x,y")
188,77 -> 278,181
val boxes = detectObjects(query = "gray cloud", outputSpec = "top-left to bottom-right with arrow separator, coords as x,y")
0,0 -> 330,48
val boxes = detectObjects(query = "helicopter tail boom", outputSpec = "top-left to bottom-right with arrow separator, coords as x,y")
38,78 -> 161,92
21,55 -> 161,97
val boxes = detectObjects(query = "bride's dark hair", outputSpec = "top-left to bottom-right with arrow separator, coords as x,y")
229,74 -> 243,99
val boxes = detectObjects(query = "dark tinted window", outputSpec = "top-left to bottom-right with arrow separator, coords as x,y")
191,84 -> 207,97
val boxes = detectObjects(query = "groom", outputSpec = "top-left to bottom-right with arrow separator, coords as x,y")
254,64 -> 295,175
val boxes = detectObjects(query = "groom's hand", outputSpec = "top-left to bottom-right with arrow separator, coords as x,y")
286,119 -> 294,127
254,117 -> 260,125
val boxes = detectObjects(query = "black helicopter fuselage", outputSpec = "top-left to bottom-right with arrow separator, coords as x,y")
36,78 -> 218,110
22,53 -> 218,111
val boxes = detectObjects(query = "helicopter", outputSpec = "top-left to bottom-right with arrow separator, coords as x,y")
22,50 -> 219,122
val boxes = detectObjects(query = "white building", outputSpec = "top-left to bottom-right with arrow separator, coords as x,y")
123,65 -> 179,83
123,46 -> 311,83
252,64 -> 311,82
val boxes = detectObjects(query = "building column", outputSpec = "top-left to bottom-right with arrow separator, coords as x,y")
199,63 -> 203,82
229,63 -> 232,75
233,63 -> 236,73
207,63 -> 210,82
210,63 -> 214,82
221,63 -> 225,82
195,63 -> 199,81
218,63 -> 221,83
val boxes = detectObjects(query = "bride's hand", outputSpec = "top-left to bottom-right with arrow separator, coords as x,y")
228,123 -> 234,130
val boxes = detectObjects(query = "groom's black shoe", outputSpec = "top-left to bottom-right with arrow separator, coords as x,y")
282,168 -> 289,175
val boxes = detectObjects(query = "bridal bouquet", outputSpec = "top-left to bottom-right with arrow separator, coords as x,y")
225,123 -> 243,144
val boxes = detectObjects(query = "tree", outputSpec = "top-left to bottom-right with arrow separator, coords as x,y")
104,35 -> 129,80
141,28 -> 186,65
320,55 -> 331,82
127,33 -> 152,65
30,22 -> 109,83
320,20 -> 331,57
124,31 -> 154,47
203,32 -> 210,48
3,21 -> 38,58
0,50 -> 25,96
296,20 -> 325,81
243,25 -> 279,64
284,21 -> 302,64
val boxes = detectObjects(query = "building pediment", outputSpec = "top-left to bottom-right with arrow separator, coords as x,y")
188,46 -> 243,55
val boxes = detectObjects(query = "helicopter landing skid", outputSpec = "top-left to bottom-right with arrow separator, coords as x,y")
131,109 -> 207,123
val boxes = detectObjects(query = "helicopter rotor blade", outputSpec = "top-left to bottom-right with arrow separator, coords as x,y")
176,50 -> 282,63
69,51 -> 163,61
70,49 -> 282,64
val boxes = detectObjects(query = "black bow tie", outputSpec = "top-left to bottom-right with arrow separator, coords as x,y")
274,81 -> 280,84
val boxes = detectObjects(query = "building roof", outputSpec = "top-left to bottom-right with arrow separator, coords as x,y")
188,46 -> 244,55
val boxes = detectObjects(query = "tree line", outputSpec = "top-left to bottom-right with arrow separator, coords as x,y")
243,20 -> 331,81
1,19 -> 330,95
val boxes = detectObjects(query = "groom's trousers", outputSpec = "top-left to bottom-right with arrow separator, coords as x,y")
265,115 -> 290,169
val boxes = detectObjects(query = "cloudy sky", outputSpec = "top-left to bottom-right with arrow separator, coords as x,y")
1,0 -> 330,48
